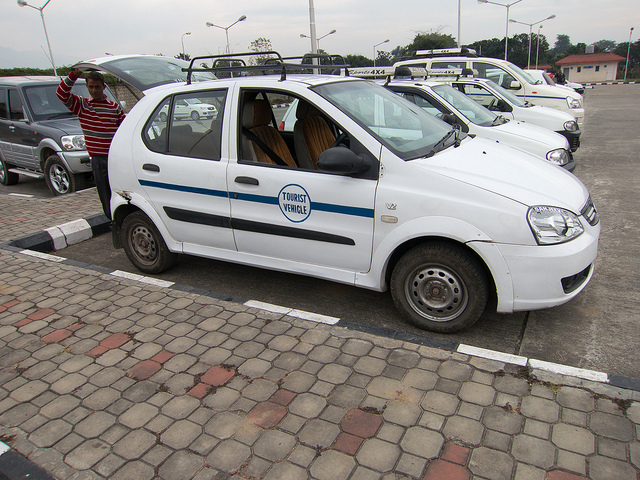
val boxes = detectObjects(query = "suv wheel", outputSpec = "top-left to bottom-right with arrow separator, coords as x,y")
121,211 -> 177,274
0,158 -> 19,186
390,242 -> 488,333
190,111 -> 200,121
44,155 -> 76,195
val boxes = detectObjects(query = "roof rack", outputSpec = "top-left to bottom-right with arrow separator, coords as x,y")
411,47 -> 478,59
184,51 -> 350,84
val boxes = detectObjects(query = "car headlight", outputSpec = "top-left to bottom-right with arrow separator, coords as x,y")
566,96 -> 582,109
61,135 -> 86,151
546,148 -> 570,166
563,120 -> 578,132
528,206 -> 584,245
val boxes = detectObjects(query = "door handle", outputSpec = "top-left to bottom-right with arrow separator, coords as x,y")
142,163 -> 160,172
235,176 -> 259,185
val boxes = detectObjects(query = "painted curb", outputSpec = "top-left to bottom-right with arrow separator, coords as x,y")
0,442 -> 55,480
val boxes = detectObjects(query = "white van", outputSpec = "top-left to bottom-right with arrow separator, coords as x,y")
394,48 -> 585,124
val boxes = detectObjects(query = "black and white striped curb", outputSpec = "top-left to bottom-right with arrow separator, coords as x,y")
2,240 -> 639,394
584,80 -> 639,86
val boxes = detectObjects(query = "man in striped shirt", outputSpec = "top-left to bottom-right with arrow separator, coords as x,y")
57,69 -> 125,220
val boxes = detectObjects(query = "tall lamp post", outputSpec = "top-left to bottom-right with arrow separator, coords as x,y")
206,15 -> 247,54
535,25 -> 543,69
477,0 -> 523,61
300,29 -> 336,51
17,0 -> 57,75
625,27 -> 635,81
181,32 -> 191,57
373,39 -> 389,67
510,14 -> 556,69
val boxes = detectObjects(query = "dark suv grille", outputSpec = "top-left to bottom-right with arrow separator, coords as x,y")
581,197 -> 599,226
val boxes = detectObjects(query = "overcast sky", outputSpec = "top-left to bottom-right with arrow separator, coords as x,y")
2,0 -> 638,69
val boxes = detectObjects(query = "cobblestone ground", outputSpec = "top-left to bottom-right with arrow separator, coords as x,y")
0,248 -> 639,480
0,189 -> 102,244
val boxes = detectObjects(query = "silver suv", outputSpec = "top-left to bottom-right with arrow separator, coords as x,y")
0,76 -> 119,195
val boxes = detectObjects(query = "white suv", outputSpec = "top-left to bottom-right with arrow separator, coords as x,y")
77,53 -> 600,333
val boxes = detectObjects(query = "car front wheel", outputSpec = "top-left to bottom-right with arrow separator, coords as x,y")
44,155 -> 82,195
390,242 -> 488,333
0,157 -> 19,186
121,211 -> 177,274
190,111 -> 200,121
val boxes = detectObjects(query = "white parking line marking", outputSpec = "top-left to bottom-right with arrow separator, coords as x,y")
0,441 -> 9,455
458,344 -> 528,366
19,250 -> 65,262
110,270 -> 175,288
244,300 -> 340,325
527,359 -> 609,383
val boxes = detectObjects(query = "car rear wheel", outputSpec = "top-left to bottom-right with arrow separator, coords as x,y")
44,155 -> 85,195
390,242 -> 488,333
121,211 -> 177,274
0,158 -> 19,186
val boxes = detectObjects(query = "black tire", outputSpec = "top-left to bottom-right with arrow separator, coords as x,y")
0,157 -> 19,186
121,211 -> 177,274
44,155 -> 75,195
390,242 -> 488,333
190,111 -> 200,121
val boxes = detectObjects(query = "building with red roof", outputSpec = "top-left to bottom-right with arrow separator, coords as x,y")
556,52 -> 626,82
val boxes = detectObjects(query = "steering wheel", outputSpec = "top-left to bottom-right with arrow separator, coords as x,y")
332,132 -> 347,148
488,98 -> 497,111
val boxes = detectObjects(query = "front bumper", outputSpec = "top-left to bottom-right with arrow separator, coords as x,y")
59,151 -> 92,174
473,221 -> 600,313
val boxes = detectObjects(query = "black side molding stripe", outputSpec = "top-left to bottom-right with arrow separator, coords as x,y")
162,207 -> 355,246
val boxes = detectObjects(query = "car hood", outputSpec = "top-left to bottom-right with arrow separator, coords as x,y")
73,55 -> 216,94
37,117 -> 83,136
412,137 -> 588,212
489,120 -> 570,150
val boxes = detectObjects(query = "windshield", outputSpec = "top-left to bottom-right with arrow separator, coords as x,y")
507,62 -> 538,85
313,80 -> 453,160
431,84 -> 497,126
483,79 -> 526,106
24,82 -> 118,122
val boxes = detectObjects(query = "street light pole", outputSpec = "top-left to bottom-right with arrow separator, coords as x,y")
625,27 -> 635,81
373,39 -> 390,67
17,0 -> 57,75
510,14 -> 555,69
477,0 -> 523,61
206,15 -> 247,54
300,29 -> 336,51
536,25 -> 543,69
181,32 -> 191,57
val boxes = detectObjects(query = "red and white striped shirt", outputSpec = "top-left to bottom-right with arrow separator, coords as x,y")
56,71 -> 125,157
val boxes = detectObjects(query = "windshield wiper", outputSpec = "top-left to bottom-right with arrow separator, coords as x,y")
491,115 -> 508,126
425,126 -> 461,158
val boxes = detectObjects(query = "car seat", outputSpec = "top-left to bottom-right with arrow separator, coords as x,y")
241,99 -> 296,167
293,101 -> 335,169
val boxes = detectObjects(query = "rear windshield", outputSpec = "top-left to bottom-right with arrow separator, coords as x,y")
431,84 -> 497,126
24,81 -> 118,122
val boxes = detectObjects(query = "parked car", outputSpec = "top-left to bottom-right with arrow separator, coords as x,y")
394,48 -> 585,123
448,77 -> 581,151
0,76 -> 122,195
381,79 -> 576,171
159,97 -> 218,122
525,69 -> 585,95
75,53 -> 599,333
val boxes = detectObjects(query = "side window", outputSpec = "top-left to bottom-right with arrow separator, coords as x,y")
431,61 -> 466,69
459,83 -> 497,109
398,92 -> 448,118
473,62 -> 516,89
143,89 -> 227,160
0,88 -> 7,119
8,89 -> 25,120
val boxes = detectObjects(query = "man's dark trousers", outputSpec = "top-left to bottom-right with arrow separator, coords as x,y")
91,156 -> 111,220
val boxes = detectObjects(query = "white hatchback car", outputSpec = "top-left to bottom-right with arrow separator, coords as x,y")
77,53 -> 599,333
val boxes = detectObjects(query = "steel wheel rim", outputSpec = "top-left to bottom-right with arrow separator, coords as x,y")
130,225 -> 158,265
0,161 -> 5,183
404,264 -> 468,322
49,164 -> 70,193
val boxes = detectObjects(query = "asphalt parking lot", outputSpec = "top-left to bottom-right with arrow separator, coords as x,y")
36,83 -> 639,382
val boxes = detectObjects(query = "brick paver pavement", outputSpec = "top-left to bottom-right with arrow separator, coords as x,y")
0,190 -> 639,479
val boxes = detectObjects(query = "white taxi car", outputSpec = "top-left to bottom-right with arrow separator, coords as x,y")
76,53 -> 599,333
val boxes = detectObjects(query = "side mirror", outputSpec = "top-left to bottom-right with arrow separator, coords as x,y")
507,80 -> 521,90
317,146 -> 370,176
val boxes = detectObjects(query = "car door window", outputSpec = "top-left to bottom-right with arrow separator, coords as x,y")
143,89 -> 226,160
456,83 -> 497,109
432,61 -> 466,69
397,92 -> 448,118
473,62 -> 516,89
8,89 -> 25,120
0,88 -> 7,119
